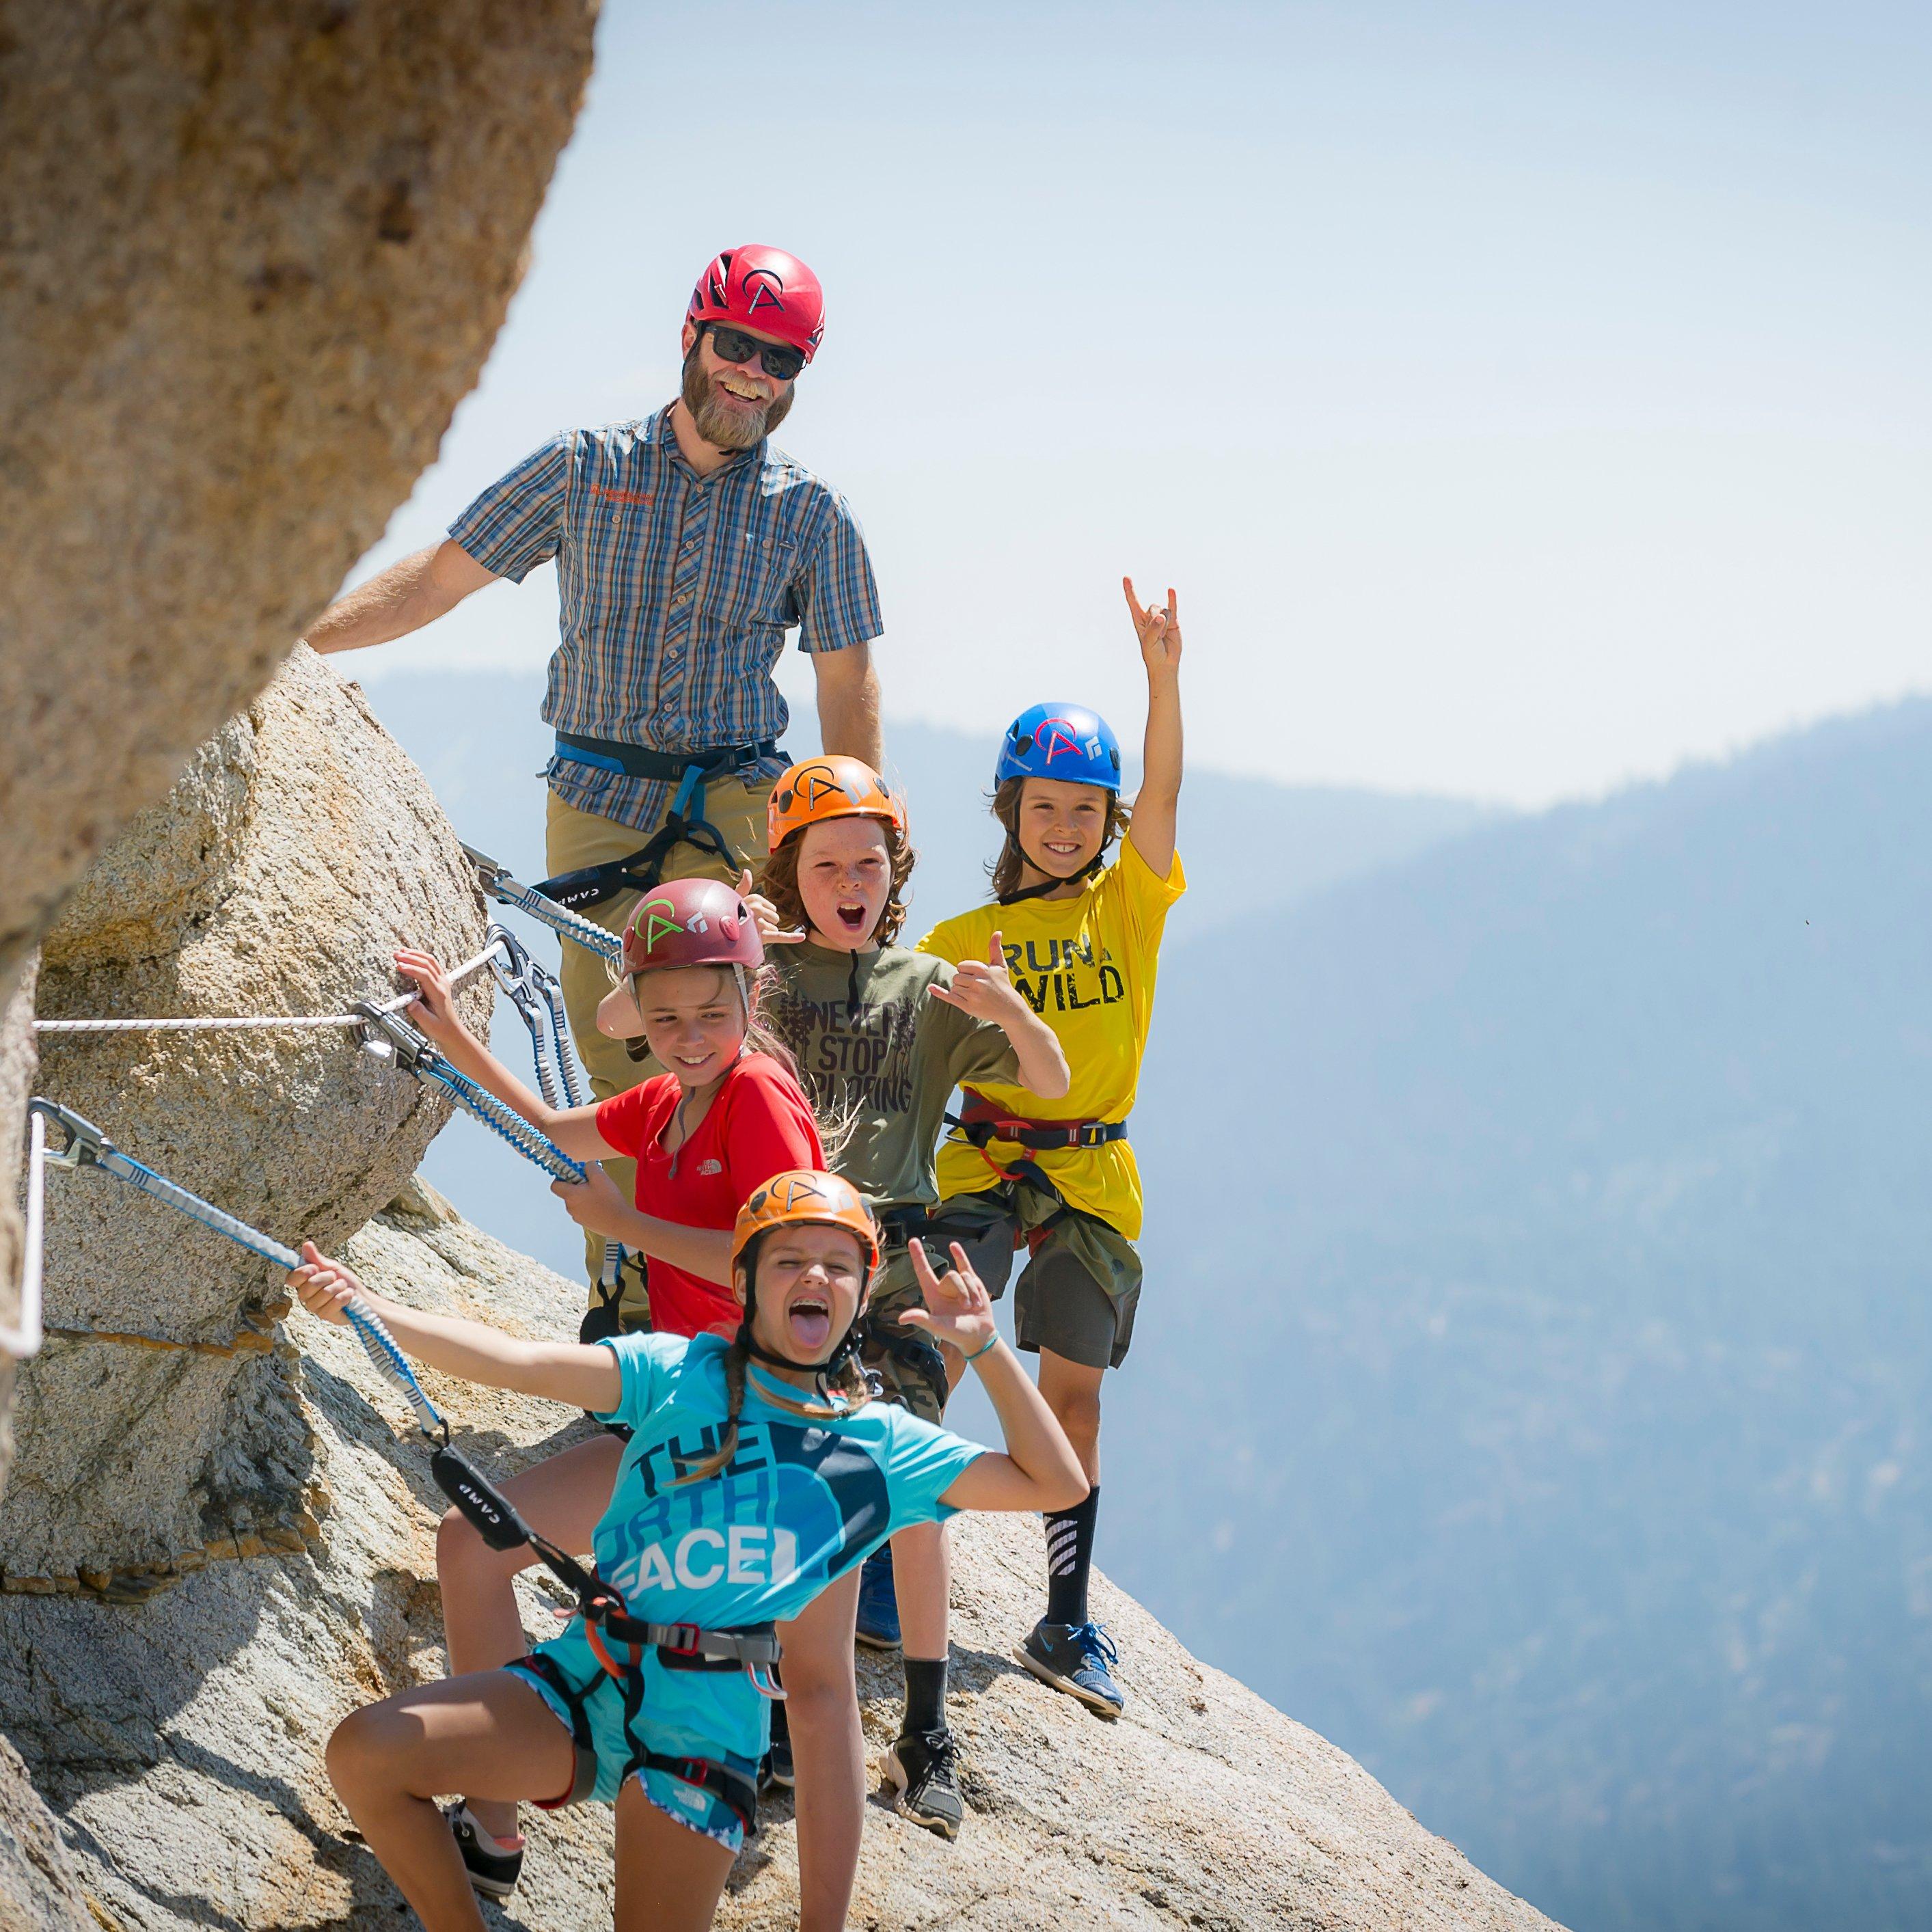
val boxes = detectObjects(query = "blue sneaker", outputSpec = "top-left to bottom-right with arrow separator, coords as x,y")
855,1545 -> 901,1650
1016,1618 -> 1123,1719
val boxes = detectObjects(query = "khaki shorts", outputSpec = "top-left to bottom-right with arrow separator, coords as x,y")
544,779 -> 775,1321
912,1182 -> 1142,1372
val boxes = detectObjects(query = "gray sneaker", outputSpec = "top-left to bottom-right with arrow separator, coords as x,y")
880,1726 -> 966,1840
1015,1618 -> 1124,1718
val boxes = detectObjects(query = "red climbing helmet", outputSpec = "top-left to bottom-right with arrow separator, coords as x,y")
686,245 -> 825,364
618,877 -> 765,976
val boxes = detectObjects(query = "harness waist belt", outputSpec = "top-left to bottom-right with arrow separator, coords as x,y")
951,1091 -> 1130,1152
595,1613 -> 781,1669
554,732 -> 779,782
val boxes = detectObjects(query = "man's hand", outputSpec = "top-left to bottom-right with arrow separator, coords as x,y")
898,1239 -> 998,1361
550,1162 -> 631,1233
394,949 -> 472,1049
286,1240 -> 367,1328
927,932 -> 1027,1025
1122,577 -> 1182,681
737,869 -> 806,947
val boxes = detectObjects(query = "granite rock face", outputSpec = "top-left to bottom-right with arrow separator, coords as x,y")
0,0 -> 597,1001
5,651 -> 491,1588
1,1182 -> 1566,1931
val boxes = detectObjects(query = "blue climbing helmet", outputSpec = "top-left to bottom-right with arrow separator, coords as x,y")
994,703 -> 1123,794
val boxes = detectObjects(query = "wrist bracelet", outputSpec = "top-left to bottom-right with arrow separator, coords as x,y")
964,1332 -> 1000,1364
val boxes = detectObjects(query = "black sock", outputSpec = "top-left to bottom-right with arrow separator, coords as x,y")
1044,1486 -> 1099,1627
903,1655 -> 948,1735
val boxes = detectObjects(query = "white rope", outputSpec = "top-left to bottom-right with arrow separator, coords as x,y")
2,1110 -> 48,1360
32,942 -> 505,1037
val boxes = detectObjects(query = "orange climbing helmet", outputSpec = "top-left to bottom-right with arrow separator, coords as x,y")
730,1169 -> 880,1297
766,757 -> 908,852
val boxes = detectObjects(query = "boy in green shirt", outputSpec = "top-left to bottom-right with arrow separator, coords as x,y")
748,756 -> 1069,1839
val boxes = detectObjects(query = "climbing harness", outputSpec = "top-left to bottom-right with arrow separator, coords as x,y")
539,741 -> 775,908
32,941 -> 510,1035
485,922 -> 627,1298
947,1091 -> 1130,1154
463,843 -> 624,964
25,1097 -> 784,1753
350,1001 -> 585,1186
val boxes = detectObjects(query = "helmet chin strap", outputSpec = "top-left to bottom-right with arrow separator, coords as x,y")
998,832 -> 1111,906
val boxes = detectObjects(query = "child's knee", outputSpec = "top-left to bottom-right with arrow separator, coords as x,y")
781,1637 -> 856,1704
436,1503 -> 524,1584
326,1701 -> 406,1797
1050,1383 -> 1102,1438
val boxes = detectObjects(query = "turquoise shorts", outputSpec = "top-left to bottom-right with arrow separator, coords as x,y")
506,1629 -> 763,1854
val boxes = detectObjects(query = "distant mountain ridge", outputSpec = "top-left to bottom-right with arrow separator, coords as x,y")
1114,696 -> 1932,1932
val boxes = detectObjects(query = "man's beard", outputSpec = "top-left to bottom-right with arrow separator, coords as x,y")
681,346 -> 794,450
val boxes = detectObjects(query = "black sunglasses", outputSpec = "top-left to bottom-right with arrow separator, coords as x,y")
705,323 -> 806,382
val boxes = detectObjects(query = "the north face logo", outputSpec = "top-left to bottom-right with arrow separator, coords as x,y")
697,1158 -> 722,1176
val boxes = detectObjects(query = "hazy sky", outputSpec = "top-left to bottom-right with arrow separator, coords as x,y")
344,1 -> 1932,807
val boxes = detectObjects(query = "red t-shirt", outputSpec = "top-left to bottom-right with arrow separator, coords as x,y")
593,1052 -> 824,1339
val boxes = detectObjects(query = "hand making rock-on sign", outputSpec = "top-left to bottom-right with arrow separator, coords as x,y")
303,245 -> 884,1334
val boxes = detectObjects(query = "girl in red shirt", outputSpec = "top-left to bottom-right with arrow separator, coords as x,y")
394,879 -> 865,1923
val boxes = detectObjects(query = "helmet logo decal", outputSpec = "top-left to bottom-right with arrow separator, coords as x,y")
774,1173 -> 831,1211
742,268 -> 787,316
1036,716 -> 1089,764
640,896 -> 685,951
798,761 -> 863,810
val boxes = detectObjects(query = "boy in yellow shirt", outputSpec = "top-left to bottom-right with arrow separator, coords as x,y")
916,578 -> 1186,1717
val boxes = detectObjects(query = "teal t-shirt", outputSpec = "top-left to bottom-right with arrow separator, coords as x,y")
593,1328 -> 983,1625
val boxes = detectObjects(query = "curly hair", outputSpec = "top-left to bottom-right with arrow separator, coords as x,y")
757,819 -> 918,947
986,777 -> 1132,901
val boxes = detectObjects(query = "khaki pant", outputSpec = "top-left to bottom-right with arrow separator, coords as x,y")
544,778 -> 776,1322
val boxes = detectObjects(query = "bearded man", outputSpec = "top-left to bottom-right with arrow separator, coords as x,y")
306,245 -> 882,1326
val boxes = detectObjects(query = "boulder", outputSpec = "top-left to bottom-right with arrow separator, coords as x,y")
4,651 -> 491,1588
0,1182 -> 1565,1931
0,0 -> 596,1002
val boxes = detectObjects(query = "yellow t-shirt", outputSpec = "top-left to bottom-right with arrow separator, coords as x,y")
916,839 -> 1186,1239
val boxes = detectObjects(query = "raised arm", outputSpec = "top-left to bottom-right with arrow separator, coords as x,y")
897,1243 -> 1089,1514
303,539 -> 497,655
1120,577 -> 1184,878
813,640 -> 884,771
288,1242 -> 621,1412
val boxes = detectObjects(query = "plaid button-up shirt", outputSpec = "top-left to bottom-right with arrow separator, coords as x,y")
449,406 -> 882,834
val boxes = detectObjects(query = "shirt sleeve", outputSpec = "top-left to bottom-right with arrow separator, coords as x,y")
447,433 -> 572,584
593,1331 -> 683,1428
1106,838 -> 1187,952
721,1059 -> 828,1201
593,1080 -> 654,1160
915,909 -> 979,962
792,489 -> 883,655
878,1408 -> 990,1527
926,966 -> 1022,1088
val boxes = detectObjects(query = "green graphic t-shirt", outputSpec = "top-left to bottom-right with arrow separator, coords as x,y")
764,942 -> 1019,1211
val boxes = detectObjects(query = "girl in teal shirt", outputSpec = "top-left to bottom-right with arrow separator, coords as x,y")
291,1170 -> 1085,1932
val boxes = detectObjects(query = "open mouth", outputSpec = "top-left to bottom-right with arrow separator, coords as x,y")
787,1292 -> 832,1355
834,899 -> 870,936
1044,841 -> 1085,863
672,1050 -> 715,1071
717,376 -> 765,404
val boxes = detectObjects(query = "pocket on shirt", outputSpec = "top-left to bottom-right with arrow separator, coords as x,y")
709,532 -> 799,630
